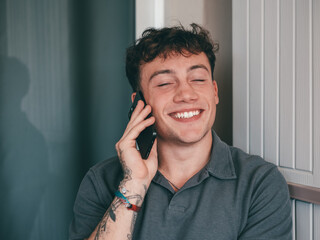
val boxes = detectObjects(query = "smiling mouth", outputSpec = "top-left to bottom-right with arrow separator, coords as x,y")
171,110 -> 201,119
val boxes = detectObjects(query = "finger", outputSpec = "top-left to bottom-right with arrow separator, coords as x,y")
128,105 -> 153,129
117,115 -> 155,154
129,100 -> 145,121
124,100 -> 145,131
124,104 -> 153,136
123,116 -> 156,146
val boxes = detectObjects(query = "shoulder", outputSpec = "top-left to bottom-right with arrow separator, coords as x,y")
87,156 -> 123,193
229,146 -> 279,180
76,156 -> 123,204
69,156 -> 123,239
89,155 -> 122,177
228,146 -> 289,202
229,146 -> 289,205
228,148 -> 292,239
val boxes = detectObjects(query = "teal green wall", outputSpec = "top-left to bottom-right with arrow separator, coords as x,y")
0,0 -> 135,239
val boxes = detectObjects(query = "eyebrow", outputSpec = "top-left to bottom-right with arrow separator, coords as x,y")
149,69 -> 175,81
149,64 -> 210,81
187,64 -> 210,73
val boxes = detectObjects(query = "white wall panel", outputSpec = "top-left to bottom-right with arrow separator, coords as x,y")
264,0 -> 279,165
279,0 -> 295,169
314,204 -> 320,238
233,0 -> 320,239
233,0 -> 249,152
295,201 -> 313,240
233,0 -> 320,189
313,0 -> 320,200
291,200 -> 296,239
249,0 -> 264,156
295,0 -> 312,172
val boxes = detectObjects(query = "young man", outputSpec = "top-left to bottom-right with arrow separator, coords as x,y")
70,24 -> 292,240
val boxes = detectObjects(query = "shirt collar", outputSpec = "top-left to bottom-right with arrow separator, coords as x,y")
205,131 -> 237,180
152,131 -> 237,188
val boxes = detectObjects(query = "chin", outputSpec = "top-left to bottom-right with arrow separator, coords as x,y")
181,130 -> 210,143
161,127 -> 211,145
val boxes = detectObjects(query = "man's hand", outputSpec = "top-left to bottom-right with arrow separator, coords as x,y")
88,100 -> 158,240
115,100 -> 158,189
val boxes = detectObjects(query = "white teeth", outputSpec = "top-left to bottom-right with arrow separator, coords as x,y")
174,110 -> 200,119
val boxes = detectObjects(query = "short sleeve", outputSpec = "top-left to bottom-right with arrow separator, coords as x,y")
69,169 -> 112,240
239,167 -> 292,240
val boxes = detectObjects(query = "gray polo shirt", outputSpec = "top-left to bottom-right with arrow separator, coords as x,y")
69,132 -> 292,240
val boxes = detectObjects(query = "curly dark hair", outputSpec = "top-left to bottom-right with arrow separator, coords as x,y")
125,23 -> 219,92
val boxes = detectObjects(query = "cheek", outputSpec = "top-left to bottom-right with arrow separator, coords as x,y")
206,86 -> 218,102
148,97 -> 164,116
149,97 -> 171,125
148,89 -> 170,106
198,88 -> 215,103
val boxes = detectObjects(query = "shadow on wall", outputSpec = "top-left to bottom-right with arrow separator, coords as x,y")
0,56 -> 49,239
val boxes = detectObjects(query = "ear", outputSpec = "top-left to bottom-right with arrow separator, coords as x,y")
131,92 -> 137,103
213,80 -> 219,104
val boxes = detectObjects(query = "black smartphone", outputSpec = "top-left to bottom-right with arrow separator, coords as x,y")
128,91 -> 157,159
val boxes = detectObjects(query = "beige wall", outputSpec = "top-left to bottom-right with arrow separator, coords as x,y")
164,0 -> 205,27
163,0 -> 233,145
203,0 -> 232,145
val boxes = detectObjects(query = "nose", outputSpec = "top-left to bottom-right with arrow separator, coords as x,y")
173,81 -> 198,103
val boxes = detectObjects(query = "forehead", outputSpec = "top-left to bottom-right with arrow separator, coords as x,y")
140,52 -> 211,77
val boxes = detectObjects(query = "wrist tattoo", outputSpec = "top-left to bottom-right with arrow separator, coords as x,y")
126,184 -> 148,239
94,200 -> 121,240
119,157 -> 132,189
94,191 -> 144,240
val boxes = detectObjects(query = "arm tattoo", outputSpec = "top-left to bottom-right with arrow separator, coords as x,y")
119,155 -> 132,190
127,212 -> 138,240
95,200 -> 122,240
127,185 -> 147,240
126,195 -> 142,240
95,150 -> 148,239
94,191 -> 145,240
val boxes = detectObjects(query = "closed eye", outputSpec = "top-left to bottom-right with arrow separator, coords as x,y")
193,79 -> 205,82
157,82 -> 172,87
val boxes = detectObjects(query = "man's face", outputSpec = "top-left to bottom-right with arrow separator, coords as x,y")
138,52 -> 219,145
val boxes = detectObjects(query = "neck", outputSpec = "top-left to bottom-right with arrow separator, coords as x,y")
157,131 -> 213,188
